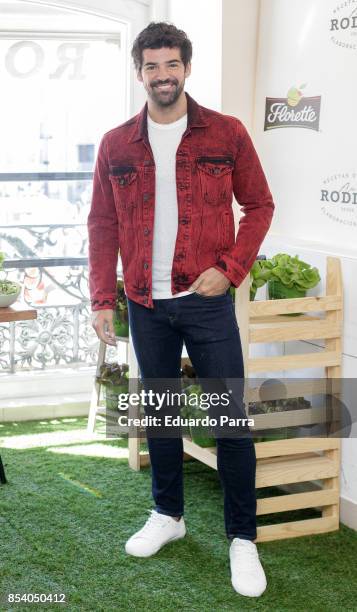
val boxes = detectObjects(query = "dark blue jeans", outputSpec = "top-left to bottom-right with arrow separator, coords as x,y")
127,289 -> 257,541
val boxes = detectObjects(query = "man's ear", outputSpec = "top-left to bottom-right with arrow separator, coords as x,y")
136,69 -> 143,83
185,62 -> 191,78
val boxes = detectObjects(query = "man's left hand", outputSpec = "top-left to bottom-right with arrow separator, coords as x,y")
188,267 -> 231,296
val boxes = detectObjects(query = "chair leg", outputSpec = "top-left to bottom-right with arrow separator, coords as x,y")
87,340 -> 107,433
0,455 -> 7,484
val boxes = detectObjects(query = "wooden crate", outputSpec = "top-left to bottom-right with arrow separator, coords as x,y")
129,257 -> 343,542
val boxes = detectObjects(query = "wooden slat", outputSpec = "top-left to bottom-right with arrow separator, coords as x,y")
256,516 -> 339,542
139,451 -> 194,467
325,256 -> 343,379
236,274 -> 250,372
258,452 -> 318,465
248,350 -> 340,373
256,455 -> 338,488
254,437 -> 340,459
247,378 -> 341,402
250,314 -> 322,323
322,440 -> 341,521
249,295 -> 342,317
251,404 -> 341,430
249,320 -> 341,343
0,303 -> 37,322
257,488 -> 339,515
183,438 -> 217,469
87,339 -> 107,434
181,441 -> 340,497
139,452 -> 151,467
128,374 -> 143,470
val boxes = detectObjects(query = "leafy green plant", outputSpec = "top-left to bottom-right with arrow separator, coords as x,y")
249,396 -> 311,442
96,362 -> 129,412
240,254 -> 321,301
249,396 -> 311,415
268,253 -> 321,292
96,362 -> 129,387
0,251 -> 20,295
114,279 -> 129,337
249,259 -> 274,301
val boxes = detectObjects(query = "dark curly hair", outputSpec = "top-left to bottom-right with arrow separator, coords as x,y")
131,22 -> 192,71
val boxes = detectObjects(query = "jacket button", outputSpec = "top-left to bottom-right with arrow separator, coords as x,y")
143,262 -> 149,270
143,193 -> 150,201
143,297 -> 148,304
143,228 -> 150,235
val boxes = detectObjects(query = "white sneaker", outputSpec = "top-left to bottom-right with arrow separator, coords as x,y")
125,509 -> 186,557
229,537 -> 267,597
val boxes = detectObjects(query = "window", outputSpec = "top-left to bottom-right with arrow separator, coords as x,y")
0,0 -> 128,370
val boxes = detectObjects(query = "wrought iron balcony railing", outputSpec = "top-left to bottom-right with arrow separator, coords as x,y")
0,171 -> 118,373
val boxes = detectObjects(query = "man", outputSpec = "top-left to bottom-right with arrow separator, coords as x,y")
88,22 -> 274,598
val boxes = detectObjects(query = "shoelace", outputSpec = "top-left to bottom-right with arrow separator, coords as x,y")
140,510 -> 169,535
231,540 -> 259,570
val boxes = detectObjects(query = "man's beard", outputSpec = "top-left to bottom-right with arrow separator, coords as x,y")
148,78 -> 184,107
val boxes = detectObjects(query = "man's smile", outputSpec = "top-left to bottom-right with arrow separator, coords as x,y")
155,84 -> 174,91
152,80 -> 177,92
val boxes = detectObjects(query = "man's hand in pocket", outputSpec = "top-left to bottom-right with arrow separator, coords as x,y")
188,267 -> 231,296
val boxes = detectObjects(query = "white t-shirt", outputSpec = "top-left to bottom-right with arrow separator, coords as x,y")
148,112 -> 191,299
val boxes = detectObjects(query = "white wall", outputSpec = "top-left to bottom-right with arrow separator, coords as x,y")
252,0 -> 357,526
221,0 -> 260,128
167,0 -> 222,111
254,0 -> 357,255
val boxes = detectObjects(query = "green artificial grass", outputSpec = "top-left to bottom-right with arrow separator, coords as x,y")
1,417 -> 357,611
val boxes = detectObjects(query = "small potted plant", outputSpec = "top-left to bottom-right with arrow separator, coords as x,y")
0,252 -> 22,308
231,254 -> 321,303
229,254 -> 321,317
96,362 -> 129,411
113,279 -> 129,338
266,254 -> 321,300
249,395 -> 311,442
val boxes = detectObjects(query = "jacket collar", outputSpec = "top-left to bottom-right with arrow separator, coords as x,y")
127,92 -> 209,143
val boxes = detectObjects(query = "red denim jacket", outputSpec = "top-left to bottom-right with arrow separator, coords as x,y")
87,93 -> 274,310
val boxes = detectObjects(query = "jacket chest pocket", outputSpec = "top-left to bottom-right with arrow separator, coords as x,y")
196,156 -> 234,205
109,166 -> 139,216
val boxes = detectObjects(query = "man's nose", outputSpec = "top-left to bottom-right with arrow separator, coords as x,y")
156,64 -> 170,80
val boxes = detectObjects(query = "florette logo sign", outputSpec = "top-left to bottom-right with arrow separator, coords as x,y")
330,1 -> 357,52
320,172 -> 357,228
264,84 -> 321,132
